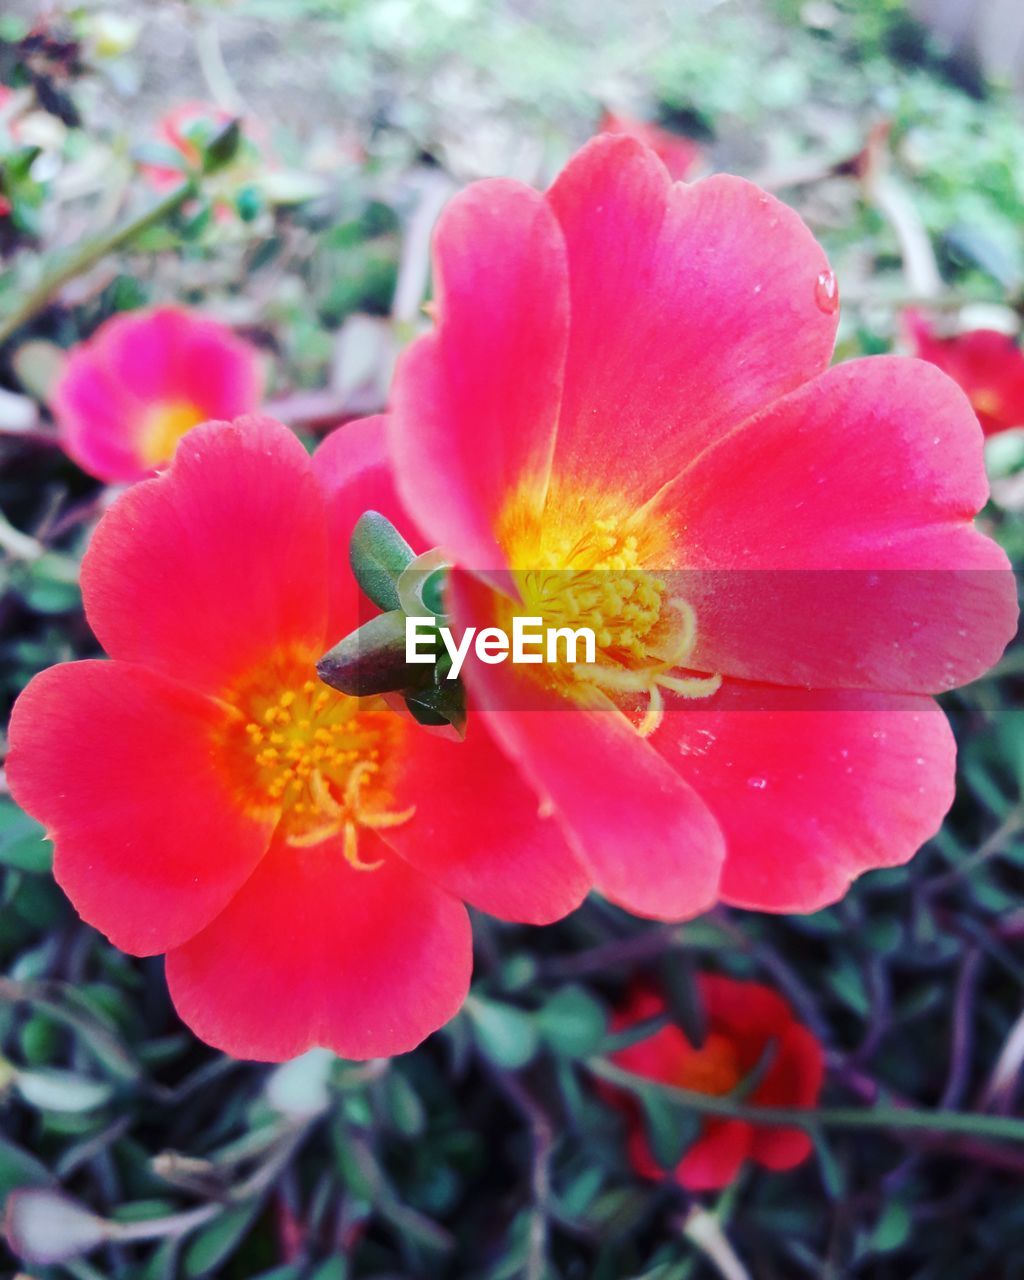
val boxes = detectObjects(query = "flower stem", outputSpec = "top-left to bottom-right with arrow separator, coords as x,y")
0,182 -> 195,347
587,1058 -> 1024,1143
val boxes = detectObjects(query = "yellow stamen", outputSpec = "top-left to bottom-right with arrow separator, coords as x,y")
138,399 -> 208,468
215,651 -> 414,868
499,487 -> 722,737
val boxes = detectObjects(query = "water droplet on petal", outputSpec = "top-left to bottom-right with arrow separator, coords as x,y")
746,776 -> 768,791
814,269 -> 839,314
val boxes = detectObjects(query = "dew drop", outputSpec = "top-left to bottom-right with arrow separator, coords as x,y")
746,776 -> 768,791
814,269 -> 839,314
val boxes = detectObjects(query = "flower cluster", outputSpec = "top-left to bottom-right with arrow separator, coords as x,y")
8,138 -> 1017,1193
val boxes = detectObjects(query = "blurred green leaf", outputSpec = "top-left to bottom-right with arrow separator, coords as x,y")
183,1202 -> 262,1278
15,1068 -> 114,1113
536,986 -> 608,1058
465,997 -> 539,1070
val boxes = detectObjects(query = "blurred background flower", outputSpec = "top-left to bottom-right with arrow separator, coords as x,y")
607,976 -> 824,1190
49,306 -> 263,480
906,308 -> 1024,435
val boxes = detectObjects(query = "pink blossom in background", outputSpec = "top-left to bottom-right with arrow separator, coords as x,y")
51,306 -> 263,482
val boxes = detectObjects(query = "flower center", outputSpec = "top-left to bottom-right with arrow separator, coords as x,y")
676,1032 -> 742,1096
215,652 -> 413,867
499,485 -> 721,737
971,388 -> 1002,420
138,400 -> 208,468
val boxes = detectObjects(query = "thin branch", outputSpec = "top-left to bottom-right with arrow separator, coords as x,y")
0,182 -> 196,347
586,1058 -> 1024,1144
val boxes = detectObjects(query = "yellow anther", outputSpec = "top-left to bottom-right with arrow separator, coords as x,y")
228,658 -> 413,867
500,486 -> 722,739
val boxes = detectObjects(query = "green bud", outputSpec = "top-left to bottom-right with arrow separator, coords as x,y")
317,609 -> 434,697
397,548 -> 450,620
349,511 -> 416,612
404,680 -> 466,737
235,184 -> 264,222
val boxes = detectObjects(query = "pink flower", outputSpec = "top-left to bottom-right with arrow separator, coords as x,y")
51,307 -> 263,482
906,310 -> 1024,436
7,416 -> 587,1060
384,136 -> 1018,921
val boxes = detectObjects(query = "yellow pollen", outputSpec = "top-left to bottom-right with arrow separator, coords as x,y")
137,399 -> 208,468
499,484 -> 722,737
971,388 -> 1002,419
215,653 -> 413,867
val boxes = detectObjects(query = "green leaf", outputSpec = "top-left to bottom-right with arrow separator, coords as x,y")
264,1047 -> 334,1118
404,679 -> 467,735
0,831 -> 53,874
637,1089 -> 700,1171
465,997 -> 539,1070
659,952 -> 706,1048
183,1202 -> 262,1277
0,800 -> 50,873
309,1260 -> 348,1280
811,1126 -> 846,1200
0,1135 -> 55,1203
536,986 -> 608,1058
308,1259 -> 348,1280
349,510 -> 415,612
15,1069 -> 114,1114
201,119 -> 242,174
382,1068 -> 426,1137
15,553 -> 81,615
867,1200 -> 912,1254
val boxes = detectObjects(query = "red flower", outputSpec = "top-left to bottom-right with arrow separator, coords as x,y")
386,136 -> 1018,921
51,307 -> 263,482
599,111 -> 701,181
7,416 -> 587,1060
609,977 -> 824,1191
906,310 -> 1024,436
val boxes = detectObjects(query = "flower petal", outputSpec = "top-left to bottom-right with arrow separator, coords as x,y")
676,1120 -> 753,1192
6,661 -> 272,956
385,714 -> 589,924
51,355 -> 145,483
654,683 -> 956,912
449,574 -> 724,921
84,416 -> 330,695
312,415 -> 428,643
165,834 -> 472,1061
390,179 -> 569,572
659,357 -> 1018,693
544,134 -> 837,496
174,318 -> 263,421
749,1024 -> 824,1170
